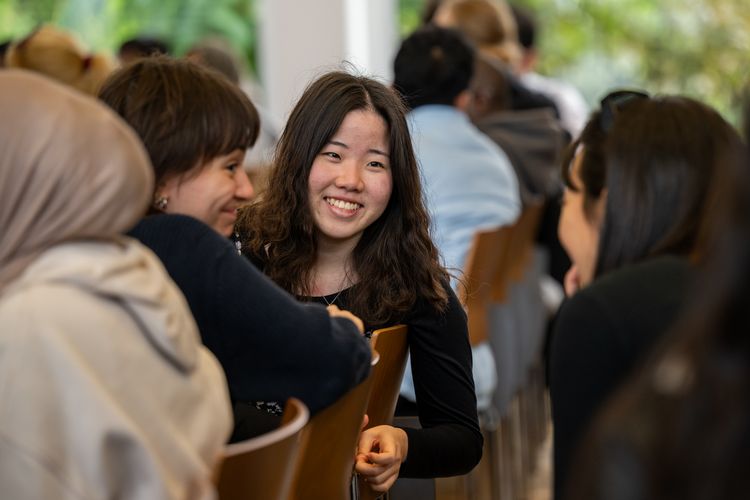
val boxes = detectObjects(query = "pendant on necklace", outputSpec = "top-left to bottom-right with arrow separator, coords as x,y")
322,288 -> 344,306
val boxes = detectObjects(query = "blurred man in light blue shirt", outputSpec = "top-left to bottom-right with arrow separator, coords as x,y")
394,25 -> 520,279
393,25 -> 520,411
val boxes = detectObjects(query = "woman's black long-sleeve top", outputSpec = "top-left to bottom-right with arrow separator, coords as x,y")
280,281 -> 482,478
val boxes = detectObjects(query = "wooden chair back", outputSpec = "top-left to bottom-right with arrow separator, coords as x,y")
217,398 -> 309,500
290,353 -> 380,500
358,325 -> 409,500
364,325 -> 409,428
459,226 -> 512,345
491,201 -> 544,303
509,200 -> 544,282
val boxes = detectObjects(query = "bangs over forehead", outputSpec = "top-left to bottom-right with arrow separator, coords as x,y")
99,56 -> 259,183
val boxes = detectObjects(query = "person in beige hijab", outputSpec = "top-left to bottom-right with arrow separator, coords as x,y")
0,69 -> 232,499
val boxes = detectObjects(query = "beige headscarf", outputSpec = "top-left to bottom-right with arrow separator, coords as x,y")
0,70 -> 153,292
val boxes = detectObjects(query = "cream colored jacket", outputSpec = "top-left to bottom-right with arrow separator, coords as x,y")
0,238 -> 231,500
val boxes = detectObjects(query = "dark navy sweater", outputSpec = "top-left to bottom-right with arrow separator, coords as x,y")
129,214 -> 371,439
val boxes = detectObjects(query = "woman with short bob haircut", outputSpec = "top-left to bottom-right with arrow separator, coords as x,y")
239,71 -> 482,491
99,55 -> 259,230
550,92 -> 743,500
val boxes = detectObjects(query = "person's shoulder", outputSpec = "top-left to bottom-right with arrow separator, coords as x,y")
570,256 -> 692,322
590,256 -> 691,296
472,124 -> 513,164
130,214 -> 234,255
404,278 -> 465,326
131,213 -> 213,237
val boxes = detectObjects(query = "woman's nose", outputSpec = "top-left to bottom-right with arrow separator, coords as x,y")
334,162 -> 364,191
235,168 -> 255,201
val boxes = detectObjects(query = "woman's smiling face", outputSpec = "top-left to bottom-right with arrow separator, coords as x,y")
307,108 -> 393,251
159,148 -> 253,236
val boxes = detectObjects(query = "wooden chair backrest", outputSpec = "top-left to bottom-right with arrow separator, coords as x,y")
217,398 -> 309,500
491,201 -> 544,303
364,325 -> 409,428
459,226 -> 512,345
357,325 -> 409,500
509,200 -> 544,282
290,353 -> 380,500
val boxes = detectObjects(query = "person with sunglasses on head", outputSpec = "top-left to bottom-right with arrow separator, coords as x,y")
563,99 -> 750,500
549,90 -> 742,499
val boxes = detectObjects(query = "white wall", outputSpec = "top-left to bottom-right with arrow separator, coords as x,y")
258,0 -> 398,126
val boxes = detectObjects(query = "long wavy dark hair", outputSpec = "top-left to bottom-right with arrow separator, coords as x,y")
238,71 -> 449,325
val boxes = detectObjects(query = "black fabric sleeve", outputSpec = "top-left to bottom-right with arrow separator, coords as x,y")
129,215 -> 372,416
398,285 -> 483,477
550,291 -> 627,500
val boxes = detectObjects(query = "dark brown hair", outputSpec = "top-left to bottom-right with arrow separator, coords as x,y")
238,71 -> 449,325
568,121 -> 750,500
98,56 -> 259,190
561,95 -> 740,279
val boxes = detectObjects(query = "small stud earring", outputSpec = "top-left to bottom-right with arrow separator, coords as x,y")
154,195 -> 169,211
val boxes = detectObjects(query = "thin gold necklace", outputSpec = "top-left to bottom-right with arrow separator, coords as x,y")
322,288 -> 344,306
319,271 -> 352,306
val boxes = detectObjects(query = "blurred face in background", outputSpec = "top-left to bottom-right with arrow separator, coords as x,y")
558,149 -> 605,288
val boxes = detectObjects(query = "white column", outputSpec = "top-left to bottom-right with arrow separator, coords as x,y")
258,0 -> 398,127
343,0 -> 397,82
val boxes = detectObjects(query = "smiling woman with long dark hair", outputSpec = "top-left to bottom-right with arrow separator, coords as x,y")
238,70 -> 482,492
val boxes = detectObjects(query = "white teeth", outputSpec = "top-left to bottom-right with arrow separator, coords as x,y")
326,197 -> 360,211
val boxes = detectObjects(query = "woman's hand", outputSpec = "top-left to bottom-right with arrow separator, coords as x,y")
354,425 -> 408,492
564,264 -> 582,297
326,304 -> 364,334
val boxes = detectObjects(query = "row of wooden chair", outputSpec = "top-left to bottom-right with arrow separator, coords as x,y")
435,200 -> 550,500
216,324 -> 410,500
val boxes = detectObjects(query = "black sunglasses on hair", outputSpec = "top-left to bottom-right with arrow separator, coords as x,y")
599,89 -> 650,132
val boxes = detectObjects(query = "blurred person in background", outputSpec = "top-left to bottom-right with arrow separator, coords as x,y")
511,3 -> 589,137
5,25 -> 113,95
117,36 -> 169,65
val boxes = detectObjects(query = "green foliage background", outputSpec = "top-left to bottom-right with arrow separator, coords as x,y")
399,0 -> 750,122
2,0 -> 747,120
0,0 -> 258,72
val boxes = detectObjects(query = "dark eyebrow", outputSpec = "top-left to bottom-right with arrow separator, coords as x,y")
370,148 -> 390,158
327,141 -> 390,158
